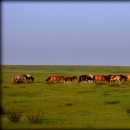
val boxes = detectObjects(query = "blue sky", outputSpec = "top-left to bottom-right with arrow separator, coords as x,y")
2,2 -> 130,66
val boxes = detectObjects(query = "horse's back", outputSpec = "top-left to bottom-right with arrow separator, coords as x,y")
13,75 -> 22,80
94,75 -> 106,81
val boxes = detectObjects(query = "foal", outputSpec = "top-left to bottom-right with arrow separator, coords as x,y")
64,76 -> 77,84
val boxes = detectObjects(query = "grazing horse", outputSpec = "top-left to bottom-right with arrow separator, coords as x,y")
126,74 -> 130,81
12,75 -> 28,84
106,75 -> 113,79
46,76 -> 64,83
120,74 -> 127,81
86,75 -> 94,83
110,75 -> 127,83
94,75 -> 110,83
79,75 -> 94,83
22,74 -> 34,82
64,76 -> 77,84
78,75 -> 88,83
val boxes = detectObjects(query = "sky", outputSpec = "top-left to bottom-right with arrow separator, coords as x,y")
2,1 -> 130,66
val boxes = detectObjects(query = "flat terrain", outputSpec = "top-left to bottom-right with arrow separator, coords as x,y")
1,65 -> 130,129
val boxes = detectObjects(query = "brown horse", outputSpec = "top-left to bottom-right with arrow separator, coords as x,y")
94,75 -> 110,83
110,75 -> 127,83
46,76 -> 64,83
126,74 -> 130,81
22,74 -> 34,82
12,75 -> 28,84
64,76 -> 77,84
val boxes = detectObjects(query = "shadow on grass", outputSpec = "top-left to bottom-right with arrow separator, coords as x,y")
42,118 -> 65,124
104,101 -> 120,105
65,103 -> 73,106
107,83 -> 120,87
76,90 -> 96,94
2,86 -> 10,88
95,82 -> 106,86
103,93 -> 110,96
126,109 -> 130,114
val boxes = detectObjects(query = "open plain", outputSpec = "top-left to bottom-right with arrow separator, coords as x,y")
1,65 -> 130,129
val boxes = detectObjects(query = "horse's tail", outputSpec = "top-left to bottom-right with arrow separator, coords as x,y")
46,76 -> 51,81
12,76 -> 15,84
78,76 -> 82,83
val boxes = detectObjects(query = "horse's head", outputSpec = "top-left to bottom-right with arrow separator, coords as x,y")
73,76 -> 77,80
31,76 -> 34,82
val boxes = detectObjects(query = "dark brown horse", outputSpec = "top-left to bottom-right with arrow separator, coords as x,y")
22,74 -> 34,82
46,76 -> 64,83
64,76 -> 77,84
78,75 -> 88,83
12,75 -> 28,84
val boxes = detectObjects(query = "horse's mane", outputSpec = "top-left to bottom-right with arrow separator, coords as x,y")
22,75 -> 28,79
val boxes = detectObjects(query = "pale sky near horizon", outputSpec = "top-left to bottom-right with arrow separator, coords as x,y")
2,1 -> 130,66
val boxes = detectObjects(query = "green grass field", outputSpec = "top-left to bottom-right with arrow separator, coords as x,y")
1,65 -> 130,129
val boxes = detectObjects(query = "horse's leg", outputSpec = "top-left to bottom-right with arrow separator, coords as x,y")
68,81 -> 70,84
13,78 -> 15,84
84,80 -> 86,83
72,80 -> 74,83
50,80 -> 53,84
64,80 -> 67,84
57,80 -> 60,83
25,79 -> 28,84
85,80 -> 87,83
24,79 -> 27,83
119,79 -> 121,84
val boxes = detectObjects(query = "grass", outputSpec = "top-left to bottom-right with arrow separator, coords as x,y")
1,65 -> 130,129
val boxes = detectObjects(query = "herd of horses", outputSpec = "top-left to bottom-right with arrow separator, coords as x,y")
46,74 -> 130,84
12,74 -> 130,84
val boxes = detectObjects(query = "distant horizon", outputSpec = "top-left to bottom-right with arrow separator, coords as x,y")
2,64 -> 130,67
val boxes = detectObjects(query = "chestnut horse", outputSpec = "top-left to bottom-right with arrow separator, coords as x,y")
64,76 -> 77,84
94,75 -> 110,83
46,76 -> 64,83
22,74 -> 34,82
12,75 -> 28,84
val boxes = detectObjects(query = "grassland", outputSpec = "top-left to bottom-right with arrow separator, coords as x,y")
1,65 -> 130,129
